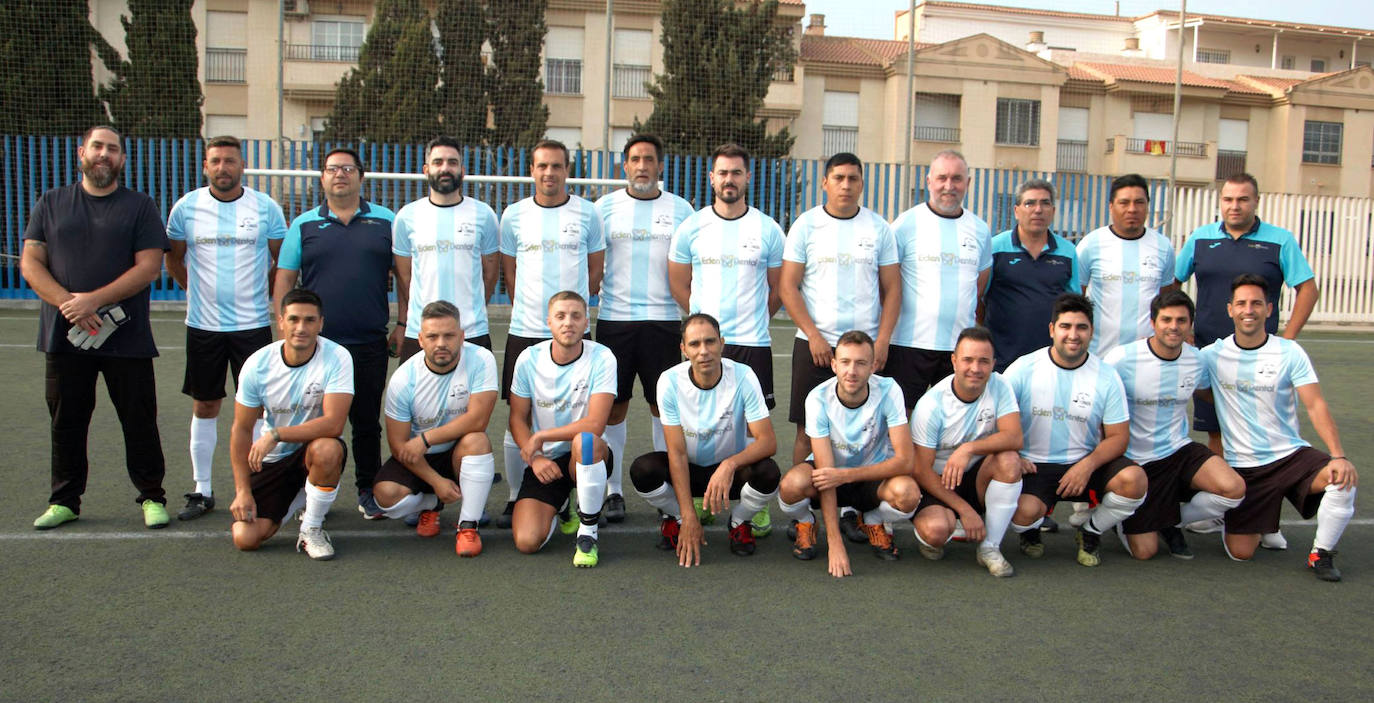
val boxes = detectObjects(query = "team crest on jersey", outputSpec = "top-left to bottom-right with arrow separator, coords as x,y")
1071,391 -> 1093,411
1256,361 -> 1279,381
303,381 -> 324,407
856,236 -> 876,251
456,222 -> 476,238
1177,375 -> 1197,394
654,213 -> 674,227
1140,254 -> 1162,272
238,216 -> 258,233
447,383 -> 470,402
739,236 -> 762,253
960,236 -> 978,253
976,408 -> 995,424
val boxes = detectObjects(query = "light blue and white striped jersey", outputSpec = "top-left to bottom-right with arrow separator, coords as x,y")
499,195 -> 606,337
596,189 -> 695,321
166,186 -> 286,332
1199,334 -> 1317,468
783,205 -> 899,345
393,196 -> 501,339
805,375 -> 908,469
1076,226 -> 1176,356
235,337 -> 354,463
384,343 -> 499,454
890,203 -> 992,351
669,206 -> 784,347
1103,339 -> 1210,464
1003,349 -> 1129,464
657,358 -> 770,466
511,339 -> 617,457
909,373 -> 1018,475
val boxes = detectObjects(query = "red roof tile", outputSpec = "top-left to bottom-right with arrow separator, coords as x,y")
1074,62 -> 1233,89
800,35 -> 927,67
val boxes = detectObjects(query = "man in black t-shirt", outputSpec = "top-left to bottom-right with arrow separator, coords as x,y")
20,125 -> 171,530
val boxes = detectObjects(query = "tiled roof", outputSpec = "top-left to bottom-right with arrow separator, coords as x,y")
800,35 -> 927,67
1074,62 -> 1233,89
1235,75 -> 1309,92
1065,64 -> 1103,82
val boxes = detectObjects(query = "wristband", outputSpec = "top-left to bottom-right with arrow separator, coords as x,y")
1331,456 -> 1346,460
269,426 -> 281,442
420,432 -> 431,448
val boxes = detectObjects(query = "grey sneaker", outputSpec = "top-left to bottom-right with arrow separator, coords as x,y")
977,545 -> 1015,578
296,526 -> 335,560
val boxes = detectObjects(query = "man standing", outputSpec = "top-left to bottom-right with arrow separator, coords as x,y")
595,134 -> 694,523
165,135 -> 286,521
229,288 -> 353,560
983,179 -> 1079,373
24,125 -> 171,530
274,148 -> 402,519
629,313 -> 780,564
372,301 -> 498,557
1198,274 -> 1356,581
496,140 -> 605,528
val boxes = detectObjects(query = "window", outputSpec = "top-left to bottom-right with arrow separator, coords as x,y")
1302,121 -> 1342,164
310,117 -> 327,141
546,27 -> 583,95
1196,48 -> 1230,64
995,98 -> 1040,146
204,115 -> 247,140
311,19 -> 365,61
546,127 -> 582,148
613,29 -> 652,99
914,93 -> 961,142
610,128 -> 635,152
822,91 -> 859,156
206,11 -> 247,83
1311,58 -> 1327,72
1280,56 -> 1295,70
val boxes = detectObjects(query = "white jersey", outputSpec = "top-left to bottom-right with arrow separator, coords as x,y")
657,358 -> 770,466
510,339 -> 617,457
235,338 -> 354,463
596,189 -> 694,321
166,186 -> 287,332
499,195 -> 606,338
890,203 -> 992,351
910,373 -> 1018,475
393,196 -> 501,338
783,205 -> 899,345
805,375 -> 908,469
1199,335 -> 1317,468
669,206 -> 784,347
1076,226 -> 1176,355
384,343 -> 499,454
1003,348 -> 1129,465
1103,339 -> 1210,464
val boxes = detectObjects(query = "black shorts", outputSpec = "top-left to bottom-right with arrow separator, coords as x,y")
723,344 -> 774,409
182,326 -> 272,401
596,319 -> 682,405
788,337 -> 836,424
399,334 -> 492,364
801,473 -> 883,513
501,334 -> 548,401
884,345 -> 952,411
1193,394 -> 1220,433
1021,456 -> 1136,511
1122,442 -> 1213,534
516,449 -> 615,509
1225,446 -> 1329,535
250,438 -> 349,523
628,451 -> 782,496
373,448 -> 457,494
915,457 -> 987,514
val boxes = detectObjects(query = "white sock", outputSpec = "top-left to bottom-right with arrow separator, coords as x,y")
458,453 -> 496,524
539,513 -> 559,550
1179,491 -> 1243,525
381,492 -> 436,520
981,479 -> 1022,549
730,483 -> 776,527
863,500 -> 914,527
635,482 -> 681,518
650,416 -> 666,452
1011,517 -> 1043,533
778,495 -> 814,523
252,418 -> 265,442
503,431 -> 525,502
575,460 -> 608,539
189,416 -> 216,496
1085,492 -> 1146,535
300,481 -> 338,530
1313,485 -> 1356,551
914,529 -> 943,549
603,421 -> 626,496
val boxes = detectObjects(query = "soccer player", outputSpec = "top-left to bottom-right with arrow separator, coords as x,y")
165,135 -> 286,521
371,301 -> 498,556
888,150 -> 992,409
1103,290 -> 1245,560
777,331 -> 920,578
1197,274 -> 1356,581
1076,173 -> 1177,357
229,289 -> 353,560
508,292 -> 617,567
1004,293 -> 1147,567
595,133 -> 694,523
496,140 -> 605,528
274,147 -> 402,520
629,313 -> 780,564
908,326 -> 1024,577
392,135 -> 500,359
983,179 -> 1079,373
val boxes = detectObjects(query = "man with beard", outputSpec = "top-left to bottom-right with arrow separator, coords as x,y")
24,125 -> 172,531
393,136 -> 501,359
594,134 -> 694,523
164,135 -> 287,521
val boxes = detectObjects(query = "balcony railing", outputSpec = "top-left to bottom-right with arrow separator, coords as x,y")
1216,150 -> 1247,180
1056,140 -> 1088,172
1125,138 -> 1208,157
545,58 -> 582,95
612,64 -> 651,99
206,48 -> 246,83
286,44 -> 361,62
773,65 -> 795,82
822,126 -> 858,157
913,125 -> 960,143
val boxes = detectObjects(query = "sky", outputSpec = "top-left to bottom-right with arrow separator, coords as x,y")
798,1 -> 1374,41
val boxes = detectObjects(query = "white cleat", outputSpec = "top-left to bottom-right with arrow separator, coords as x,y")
296,526 -> 336,560
977,546 -> 1015,578
1184,517 -> 1224,534
1260,530 -> 1288,551
1067,502 -> 1092,528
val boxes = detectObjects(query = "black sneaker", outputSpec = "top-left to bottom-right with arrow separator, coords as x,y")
1019,529 -> 1044,558
838,510 -> 866,544
604,494 -> 627,523
1161,527 -> 1194,559
177,492 -> 215,521
1076,527 -> 1101,567
495,501 -> 515,529
1040,514 -> 1060,533
786,519 -> 799,541
1308,548 -> 1342,582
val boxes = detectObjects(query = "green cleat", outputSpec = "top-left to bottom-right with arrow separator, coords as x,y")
142,500 -> 170,529
751,504 -> 772,538
693,497 -> 715,525
573,535 -> 599,567
558,502 -> 579,535
33,505 -> 78,530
